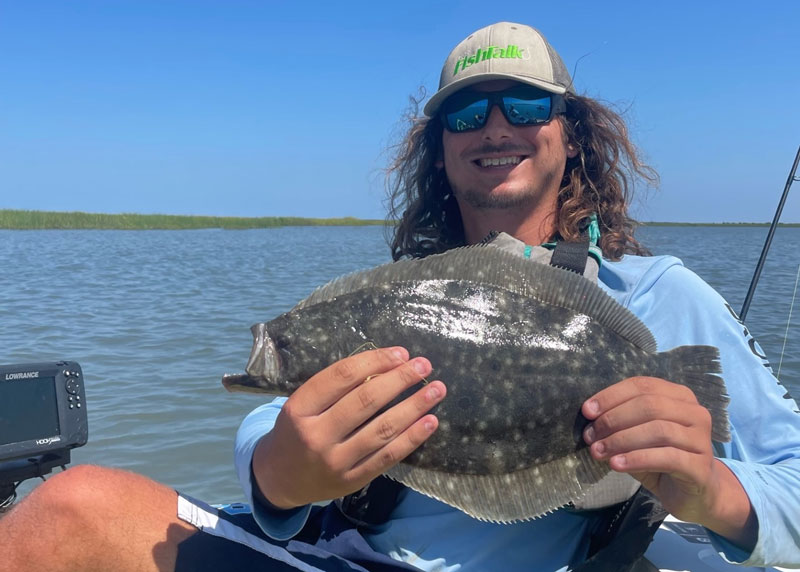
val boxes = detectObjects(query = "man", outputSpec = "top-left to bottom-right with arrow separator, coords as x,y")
2,21 -> 799,572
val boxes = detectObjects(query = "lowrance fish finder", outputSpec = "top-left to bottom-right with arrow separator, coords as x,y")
0,361 -> 88,509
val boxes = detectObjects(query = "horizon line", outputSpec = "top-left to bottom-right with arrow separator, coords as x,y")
0,209 -> 798,229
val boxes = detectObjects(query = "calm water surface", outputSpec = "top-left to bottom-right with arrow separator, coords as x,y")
2,226 -> 798,502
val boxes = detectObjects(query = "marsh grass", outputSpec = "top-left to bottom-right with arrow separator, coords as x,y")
0,210 -> 387,230
1,210 -> 794,230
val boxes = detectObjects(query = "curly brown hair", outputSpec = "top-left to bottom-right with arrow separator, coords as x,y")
385,92 -> 658,261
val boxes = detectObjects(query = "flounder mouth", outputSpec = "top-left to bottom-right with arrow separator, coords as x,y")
245,322 -> 281,380
221,324 -> 282,392
221,373 -> 266,393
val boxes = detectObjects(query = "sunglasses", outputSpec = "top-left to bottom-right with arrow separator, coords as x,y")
440,85 -> 566,133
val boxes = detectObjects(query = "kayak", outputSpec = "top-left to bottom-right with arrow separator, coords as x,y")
213,503 -> 790,571
645,515 -> 790,572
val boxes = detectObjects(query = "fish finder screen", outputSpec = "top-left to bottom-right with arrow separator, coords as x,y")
0,375 -> 60,445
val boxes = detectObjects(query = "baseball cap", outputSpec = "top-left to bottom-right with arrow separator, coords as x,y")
423,22 -> 574,117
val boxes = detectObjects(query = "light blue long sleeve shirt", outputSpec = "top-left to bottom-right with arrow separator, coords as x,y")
234,254 -> 800,570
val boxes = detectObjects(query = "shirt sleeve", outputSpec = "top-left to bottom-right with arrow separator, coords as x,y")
624,258 -> 800,567
233,397 -> 313,540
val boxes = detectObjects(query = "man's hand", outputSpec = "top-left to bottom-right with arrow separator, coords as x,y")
582,376 -> 757,550
252,347 -> 446,510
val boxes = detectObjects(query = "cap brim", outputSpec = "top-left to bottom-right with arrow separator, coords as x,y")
423,73 -> 568,117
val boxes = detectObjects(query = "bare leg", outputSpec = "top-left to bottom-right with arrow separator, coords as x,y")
0,465 -> 197,572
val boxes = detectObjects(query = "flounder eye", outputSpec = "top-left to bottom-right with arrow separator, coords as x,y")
275,334 -> 292,349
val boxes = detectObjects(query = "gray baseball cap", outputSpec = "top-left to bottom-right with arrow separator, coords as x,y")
423,22 -> 574,117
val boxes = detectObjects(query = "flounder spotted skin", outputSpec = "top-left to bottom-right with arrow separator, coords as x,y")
222,244 -> 730,523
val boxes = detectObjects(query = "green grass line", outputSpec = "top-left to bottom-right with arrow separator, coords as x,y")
0,210 -> 388,230
1,210 -> 798,230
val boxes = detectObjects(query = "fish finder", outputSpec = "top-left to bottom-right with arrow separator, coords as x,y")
0,361 -> 88,508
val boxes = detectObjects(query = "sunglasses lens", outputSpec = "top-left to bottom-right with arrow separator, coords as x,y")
502,95 -> 553,125
444,98 -> 490,133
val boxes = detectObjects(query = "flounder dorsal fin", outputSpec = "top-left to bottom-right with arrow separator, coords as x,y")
294,242 -> 657,352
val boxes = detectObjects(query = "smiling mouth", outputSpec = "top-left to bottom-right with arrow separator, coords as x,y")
476,156 -> 524,168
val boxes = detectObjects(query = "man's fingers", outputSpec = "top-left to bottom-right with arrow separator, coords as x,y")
588,419 -> 709,461
345,413 -> 441,484
324,357 -> 433,439
584,395 -> 711,443
342,380 -> 446,462
582,376 -> 699,421
605,447 -> 710,489
289,347 -> 409,416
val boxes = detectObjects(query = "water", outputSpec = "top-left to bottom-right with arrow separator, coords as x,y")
639,225 -> 800,383
1,225 -> 798,503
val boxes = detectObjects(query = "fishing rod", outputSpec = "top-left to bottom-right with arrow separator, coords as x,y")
740,145 -> 800,322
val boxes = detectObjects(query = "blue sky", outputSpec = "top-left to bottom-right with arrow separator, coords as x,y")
1,1 -> 798,222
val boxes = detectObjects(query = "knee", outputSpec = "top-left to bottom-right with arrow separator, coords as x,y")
0,465 -> 123,547
27,464 -> 127,522
1,465 -> 188,570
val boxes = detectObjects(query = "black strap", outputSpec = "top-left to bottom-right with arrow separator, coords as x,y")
550,234 -> 591,275
572,487 -> 667,572
337,476 -> 405,528
478,230 -> 501,245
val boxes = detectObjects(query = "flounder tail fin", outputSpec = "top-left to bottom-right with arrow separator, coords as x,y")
661,345 -> 730,442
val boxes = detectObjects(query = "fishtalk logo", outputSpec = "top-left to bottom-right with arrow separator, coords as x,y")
453,44 -> 524,76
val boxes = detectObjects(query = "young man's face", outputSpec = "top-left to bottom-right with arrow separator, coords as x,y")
440,80 -> 575,214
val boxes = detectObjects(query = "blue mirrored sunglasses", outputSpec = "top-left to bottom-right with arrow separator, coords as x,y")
440,85 -> 566,133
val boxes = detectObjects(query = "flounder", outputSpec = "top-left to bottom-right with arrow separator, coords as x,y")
222,242 -> 730,523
